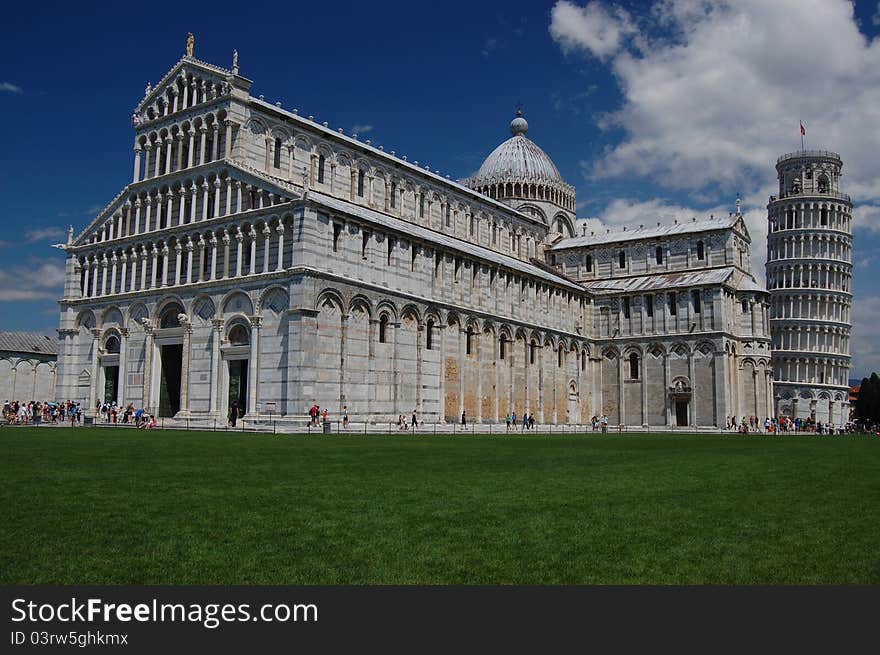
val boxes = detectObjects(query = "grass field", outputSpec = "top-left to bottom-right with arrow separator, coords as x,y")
1,427 -> 879,584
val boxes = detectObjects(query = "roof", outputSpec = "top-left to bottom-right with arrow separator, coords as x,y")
580,267 -> 735,294
552,214 -> 741,249
470,135 -> 565,186
307,191 -> 584,292
0,332 -> 59,356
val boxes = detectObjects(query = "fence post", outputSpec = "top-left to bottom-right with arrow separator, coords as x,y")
273,420 -> 276,435
433,422 -> 436,436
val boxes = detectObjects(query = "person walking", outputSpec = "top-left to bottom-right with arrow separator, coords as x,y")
411,409 -> 418,431
461,411 -> 466,427
229,400 -> 239,427
343,406 -> 349,430
505,413 -> 511,432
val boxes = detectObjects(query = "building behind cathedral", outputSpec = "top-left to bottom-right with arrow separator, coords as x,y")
51,43 -> 829,427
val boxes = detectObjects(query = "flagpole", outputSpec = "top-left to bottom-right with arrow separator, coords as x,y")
800,119 -> 804,150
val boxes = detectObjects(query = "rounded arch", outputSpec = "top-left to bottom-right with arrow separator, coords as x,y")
101,306 -> 124,326
192,295 -> 216,325
259,286 -> 290,315
75,310 -> 96,331
157,300 -> 186,329
552,212 -> 575,238
103,330 -> 121,353
154,295 -> 186,321
400,303 -> 423,324
221,290 -> 254,316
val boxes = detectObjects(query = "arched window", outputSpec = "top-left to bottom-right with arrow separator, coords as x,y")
619,251 -> 626,268
557,346 -> 564,368
645,294 -> 654,318
529,341 -> 536,365
629,352 -> 640,379
668,292 -> 677,316
655,246 -> 663,264
104,335 -> 120,354
500,335 -> 507,360
445,204 -> 451,227
357,170 -> 365,197
317,155 -> 325,184
273,137 -> 282,168
818,174 -> 829,193
581,350 -> 586,371
159,303 -> 184,328
586,254 -> 592,272
820,208 -> 828,225
378,315 -> 388,344
426,319 -> 434,351
228,324 -> 250,346
469,214 -> 475,236
466,327 -> 473,356
692,289 -> 701,313
696,240 -> 705,260
390,181 -> 396,208
419,195 -> 425,219
622,297 -> 630,319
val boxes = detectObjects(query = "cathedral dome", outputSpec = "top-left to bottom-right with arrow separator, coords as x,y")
470,111 -> 565,187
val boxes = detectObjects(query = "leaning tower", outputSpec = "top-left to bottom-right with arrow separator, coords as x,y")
766,150 -> 853,425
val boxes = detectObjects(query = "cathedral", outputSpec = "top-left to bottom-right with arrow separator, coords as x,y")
54,42 -> 778,428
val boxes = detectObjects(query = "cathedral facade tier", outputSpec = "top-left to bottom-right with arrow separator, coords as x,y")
54,45 -> 773,427
766,150 -> 853,425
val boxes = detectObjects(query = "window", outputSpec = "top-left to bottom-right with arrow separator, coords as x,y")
361,232 -> 369,259
411,245 -> 417,272
243,241 -> 251,268
530,341 -> 536,365
379,315 -> 388,343
619,251 -> 626,268
586,254 -> 592,272
645,294 -> 653,318
741,299 -> 749,313
623,297 -> 630,319
273,137 -> 282,168
492,223 -> 497,245
500,336 -> 507,360
387,238 -> 394,266
557,347 -> 563,368
332,223 -> 342,252
357,170 -> 365,197
426,319 -> 434,350
228,324 -> 250,346
104,335 -> 120,353
692,289 -> 701,313
466,327 -> 473,356
656,246 -> 663,264
669,292 -> 677,316
581,351 -> 586,371
390,181 -> 396,208
629,353 -> 640,379
820,208 -> 828,226
445,204 -> 451,227
317,155 -> 325,184
419,195 -> 425,219
469,214 -> 475,236
696,240 -> 705,260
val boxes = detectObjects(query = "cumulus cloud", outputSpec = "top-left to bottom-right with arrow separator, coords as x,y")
550,0 -> 880,208
0,261 -> 65,301
0,82 -> 22,94
550,1 -> 637,60
351,124 -> 373,136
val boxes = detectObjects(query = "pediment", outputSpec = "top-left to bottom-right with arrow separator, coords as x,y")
133,57 -> 233,126
733,216 -> 751,242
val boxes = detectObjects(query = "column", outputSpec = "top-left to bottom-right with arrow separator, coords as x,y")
235,231 -> 244,277
179,320 -> 192,416
213,178 -> 222,217
438,324 -> 446,421
164,135 -> 172,174
150,246 -> 158,289
197,238 -> 206,283
143,144 -> 153,180
178,188 -> 187,225
262,226 -> 271,273
190,184 -> 198,223
100,255 -> 108,295
201,181 -> 210,220
161,244 -> 170,287
89,328 -> 101,416
209,237 -> 217,280
641,351 -> 649,427
133,199 -> 142,235
165,190 -> 173,228
154,140 -> 163,177
175,133 -> 184,171
224,120 -> 233,159
199,126 -> 208,166
133,143 -> 142,183
276,223 -> 285,271
222,231 -> 231,279
235,181 -> 243,213
225,179 -> 232,216
664,353 -> 672,426
174,242 -> 183,286
187,129 -> 195,168
249,230 -> 257,274
144,195 -> 153,232
118,328 -> 128,407
209,319 -> 222,415
211,124 -> 220,162
185,241 -> 193,284
109,253 -> 118,294
138,249 -> 147,291
247,316 -> 261,415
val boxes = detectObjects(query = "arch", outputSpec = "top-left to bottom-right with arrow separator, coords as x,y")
75,310 -> 96,331
221,290 -> 254,316
192,295 -> 216,324
375,299 -> 400,323
400,303 -> 423,324
128,303 -> 148,329
101,306 -> 124,326
158,301 -> 185,328
227,322 -> 251,346
103,332 -> 121,353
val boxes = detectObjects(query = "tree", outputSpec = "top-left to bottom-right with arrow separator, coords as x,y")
855,373 -> 880,424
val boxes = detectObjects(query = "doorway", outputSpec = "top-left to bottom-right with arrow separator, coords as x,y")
158,344 -> 182,417
228,359 -> 248,417
103,366 -> 119,403
675,400 -> 689,427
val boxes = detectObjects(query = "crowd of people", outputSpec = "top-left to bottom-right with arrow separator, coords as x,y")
2,399 -> 159,428
725,415 -> 856,435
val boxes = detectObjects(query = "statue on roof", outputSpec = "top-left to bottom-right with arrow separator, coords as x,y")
232,49 -> 239,74
186,32 -> 194,57
144,83 -> 151,97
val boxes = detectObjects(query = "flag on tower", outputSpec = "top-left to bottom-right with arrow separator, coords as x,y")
800,121 -> 806,136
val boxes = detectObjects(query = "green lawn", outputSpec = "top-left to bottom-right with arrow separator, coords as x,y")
1,427 -> 879,584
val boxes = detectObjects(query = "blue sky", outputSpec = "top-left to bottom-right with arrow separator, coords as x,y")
2,0 -> 879,378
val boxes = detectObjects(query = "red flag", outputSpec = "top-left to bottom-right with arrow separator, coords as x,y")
800,122 -> 806,136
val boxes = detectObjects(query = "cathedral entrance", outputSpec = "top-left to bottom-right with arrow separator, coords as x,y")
158,344 -> 182,417
103,366 -> 119,404
675,400 -> 689,427
227,359 -> 248,417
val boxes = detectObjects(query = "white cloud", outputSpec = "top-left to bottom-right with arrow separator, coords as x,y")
549,0 -> 637,60
0,82 -> 22,94
351,124 -> 373,136
551,0 -> 880,207
0,261 -> 65,301
24,227 -> 66,243
854,204 -> 880,232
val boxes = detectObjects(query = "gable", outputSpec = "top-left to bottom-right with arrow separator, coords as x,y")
133,57 -> 233,126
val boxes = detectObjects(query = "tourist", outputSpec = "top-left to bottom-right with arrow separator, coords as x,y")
461,411 -> 466,427
529,414 -> 535,430
505,413 -> 511,431
411,409 -> 418,430
69,402 -> 77,427
229,400 -> 239,427
343,406 -> 349,430
512,411 -> 518,430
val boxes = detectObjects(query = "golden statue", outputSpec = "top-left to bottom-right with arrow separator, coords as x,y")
186,32 -> 194,57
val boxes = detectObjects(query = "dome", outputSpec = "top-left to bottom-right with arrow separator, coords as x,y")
470,111 -> 565,187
